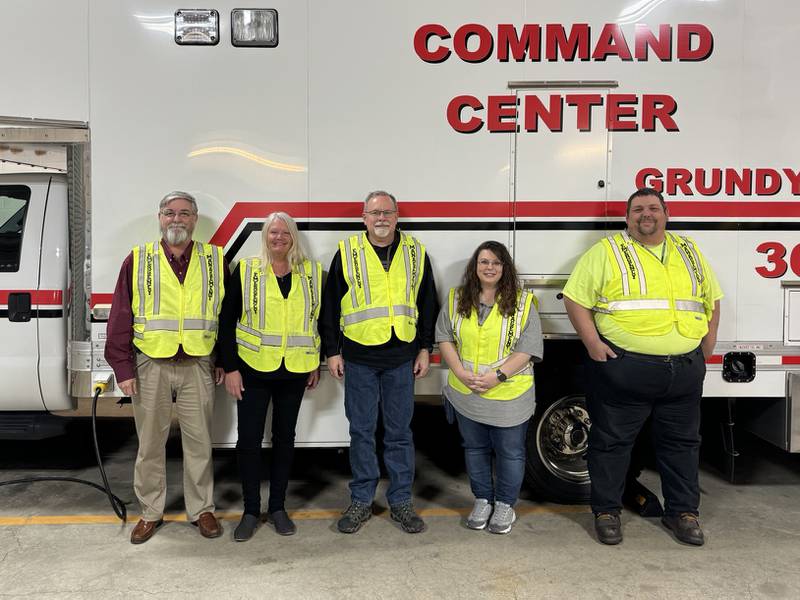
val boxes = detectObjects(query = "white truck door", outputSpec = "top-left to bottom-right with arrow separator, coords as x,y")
512,83 -> 613,277
0,174 -> 68,411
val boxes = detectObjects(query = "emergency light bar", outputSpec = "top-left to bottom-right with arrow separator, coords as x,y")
174,9 -> 219,45
231,9 -> 278,47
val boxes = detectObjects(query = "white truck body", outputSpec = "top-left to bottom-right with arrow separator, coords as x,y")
2,0 -> 799,499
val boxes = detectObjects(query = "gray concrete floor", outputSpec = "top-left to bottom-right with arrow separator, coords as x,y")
1,405 -> 800,599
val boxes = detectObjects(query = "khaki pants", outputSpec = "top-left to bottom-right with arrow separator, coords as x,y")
132,353 -> 216,522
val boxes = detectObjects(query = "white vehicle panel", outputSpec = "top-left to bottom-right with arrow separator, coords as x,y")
0,0 -> 89,122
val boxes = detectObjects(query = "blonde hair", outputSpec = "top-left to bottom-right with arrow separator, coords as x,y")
258,212 -> 308,269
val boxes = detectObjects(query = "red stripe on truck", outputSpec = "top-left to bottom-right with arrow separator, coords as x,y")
0,290 -> 63,305
209,200 -> 800,247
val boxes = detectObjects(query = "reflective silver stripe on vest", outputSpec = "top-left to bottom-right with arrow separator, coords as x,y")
310,261 -> 319,318
258,267 -> 266,330
461,358 -> 533,377
402,242 -> 412,303
412,238 -> 422,298
449,291 -> 458,330
515,291 -> 528,340
287,335 -> 315,347
243,260 -> 253,328
133,316 -> 146,324
133,331 -> 145,340
197,243 -> 209,319
342,306 -> 391,325
452,293 -> 463,342
136,244 -> 146,316
152,243 -> 161,314
298,262 -> 311,332
591,306 -> 612,314
183,318 -> 217,331
392,304 -> 415,318
343,237 -> 359,309
211,245 -> 221,317
510,291 -> 528,353
673,237 -> 699,297
606,299 -> 671,311
258,334 -> 283,346
686,240 -> 705,281
497,306 -> 509,358
143,319 -> 180,331
674,299 -> 705,314
358,240 -> 371,306
236,321 -> 261,337
621,231 -> 647,295
607,236 -> 631,296
236,338 -> 260,352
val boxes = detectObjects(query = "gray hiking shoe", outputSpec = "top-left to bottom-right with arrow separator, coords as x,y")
488,501 -> 516,534
337,501 -> 372,533
390,501 -> 426,533
466,498 -> 493,530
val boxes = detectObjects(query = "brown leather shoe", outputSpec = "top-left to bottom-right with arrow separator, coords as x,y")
130,518 -> 163,544
192,512 -> 222,538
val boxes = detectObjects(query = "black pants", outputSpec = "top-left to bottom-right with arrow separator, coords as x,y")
585,344 -> 705,517
236,377 -> 306,515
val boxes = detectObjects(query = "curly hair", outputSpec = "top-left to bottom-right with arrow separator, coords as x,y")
456,241 -> 520,318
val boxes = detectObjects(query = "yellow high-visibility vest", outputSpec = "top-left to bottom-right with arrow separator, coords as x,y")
339,232 -> 425,345
235,258 -> 321,373
131,241 -> 225,357
447,287 -> 534,401
594,231 -> 710,339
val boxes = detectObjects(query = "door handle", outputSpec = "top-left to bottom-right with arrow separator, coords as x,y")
8,292 -> 31,322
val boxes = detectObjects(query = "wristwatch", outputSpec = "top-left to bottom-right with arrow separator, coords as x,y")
495,369 -> 507,383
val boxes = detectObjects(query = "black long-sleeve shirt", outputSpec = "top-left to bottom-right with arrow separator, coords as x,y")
319,232 -> 439,369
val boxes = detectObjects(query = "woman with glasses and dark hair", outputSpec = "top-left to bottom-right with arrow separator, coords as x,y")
436,241 -> 543,534
218,211 -> 322,541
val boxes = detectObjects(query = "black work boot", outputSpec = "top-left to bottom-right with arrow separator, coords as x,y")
594,512 -> 623,545
662,513 -> 705,546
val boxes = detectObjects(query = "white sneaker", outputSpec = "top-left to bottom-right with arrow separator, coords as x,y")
488,501 -> 516,534
466,498 -> 493,530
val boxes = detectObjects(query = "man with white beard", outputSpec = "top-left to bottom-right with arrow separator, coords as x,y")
320,190 -> 439,534
105,191 -> 227,544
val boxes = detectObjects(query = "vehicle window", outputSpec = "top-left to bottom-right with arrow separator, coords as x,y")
0,186 -> 31,272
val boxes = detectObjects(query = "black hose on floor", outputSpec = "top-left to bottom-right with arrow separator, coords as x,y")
0,388 -> 128,521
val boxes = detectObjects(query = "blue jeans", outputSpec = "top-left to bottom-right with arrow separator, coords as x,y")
344,359 -> 415,506
455,411 -> 529,506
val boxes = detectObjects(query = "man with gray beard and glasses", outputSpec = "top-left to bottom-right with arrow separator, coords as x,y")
105,191 -> 228,544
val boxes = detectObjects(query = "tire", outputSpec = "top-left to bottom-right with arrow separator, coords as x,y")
524,340 -> 591,504
525,393 -> 591,503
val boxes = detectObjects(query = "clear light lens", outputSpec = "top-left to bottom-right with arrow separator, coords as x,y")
231,9 -> 278,47
174,9 -> 219,45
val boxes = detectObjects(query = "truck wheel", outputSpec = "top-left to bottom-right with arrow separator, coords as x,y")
525,393 -> 592,504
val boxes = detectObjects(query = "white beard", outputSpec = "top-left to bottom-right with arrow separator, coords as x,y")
373,226 -> 391,238
164,225 -> 189,245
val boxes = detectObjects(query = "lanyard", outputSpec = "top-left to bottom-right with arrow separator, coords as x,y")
633,238 -> 666,264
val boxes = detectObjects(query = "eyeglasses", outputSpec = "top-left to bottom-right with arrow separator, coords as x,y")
478,259 -> 503,268
364,209 -> 397,218
160,209 -> 195,219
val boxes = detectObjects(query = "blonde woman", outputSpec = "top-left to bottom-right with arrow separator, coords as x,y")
219,212 -> 321,541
